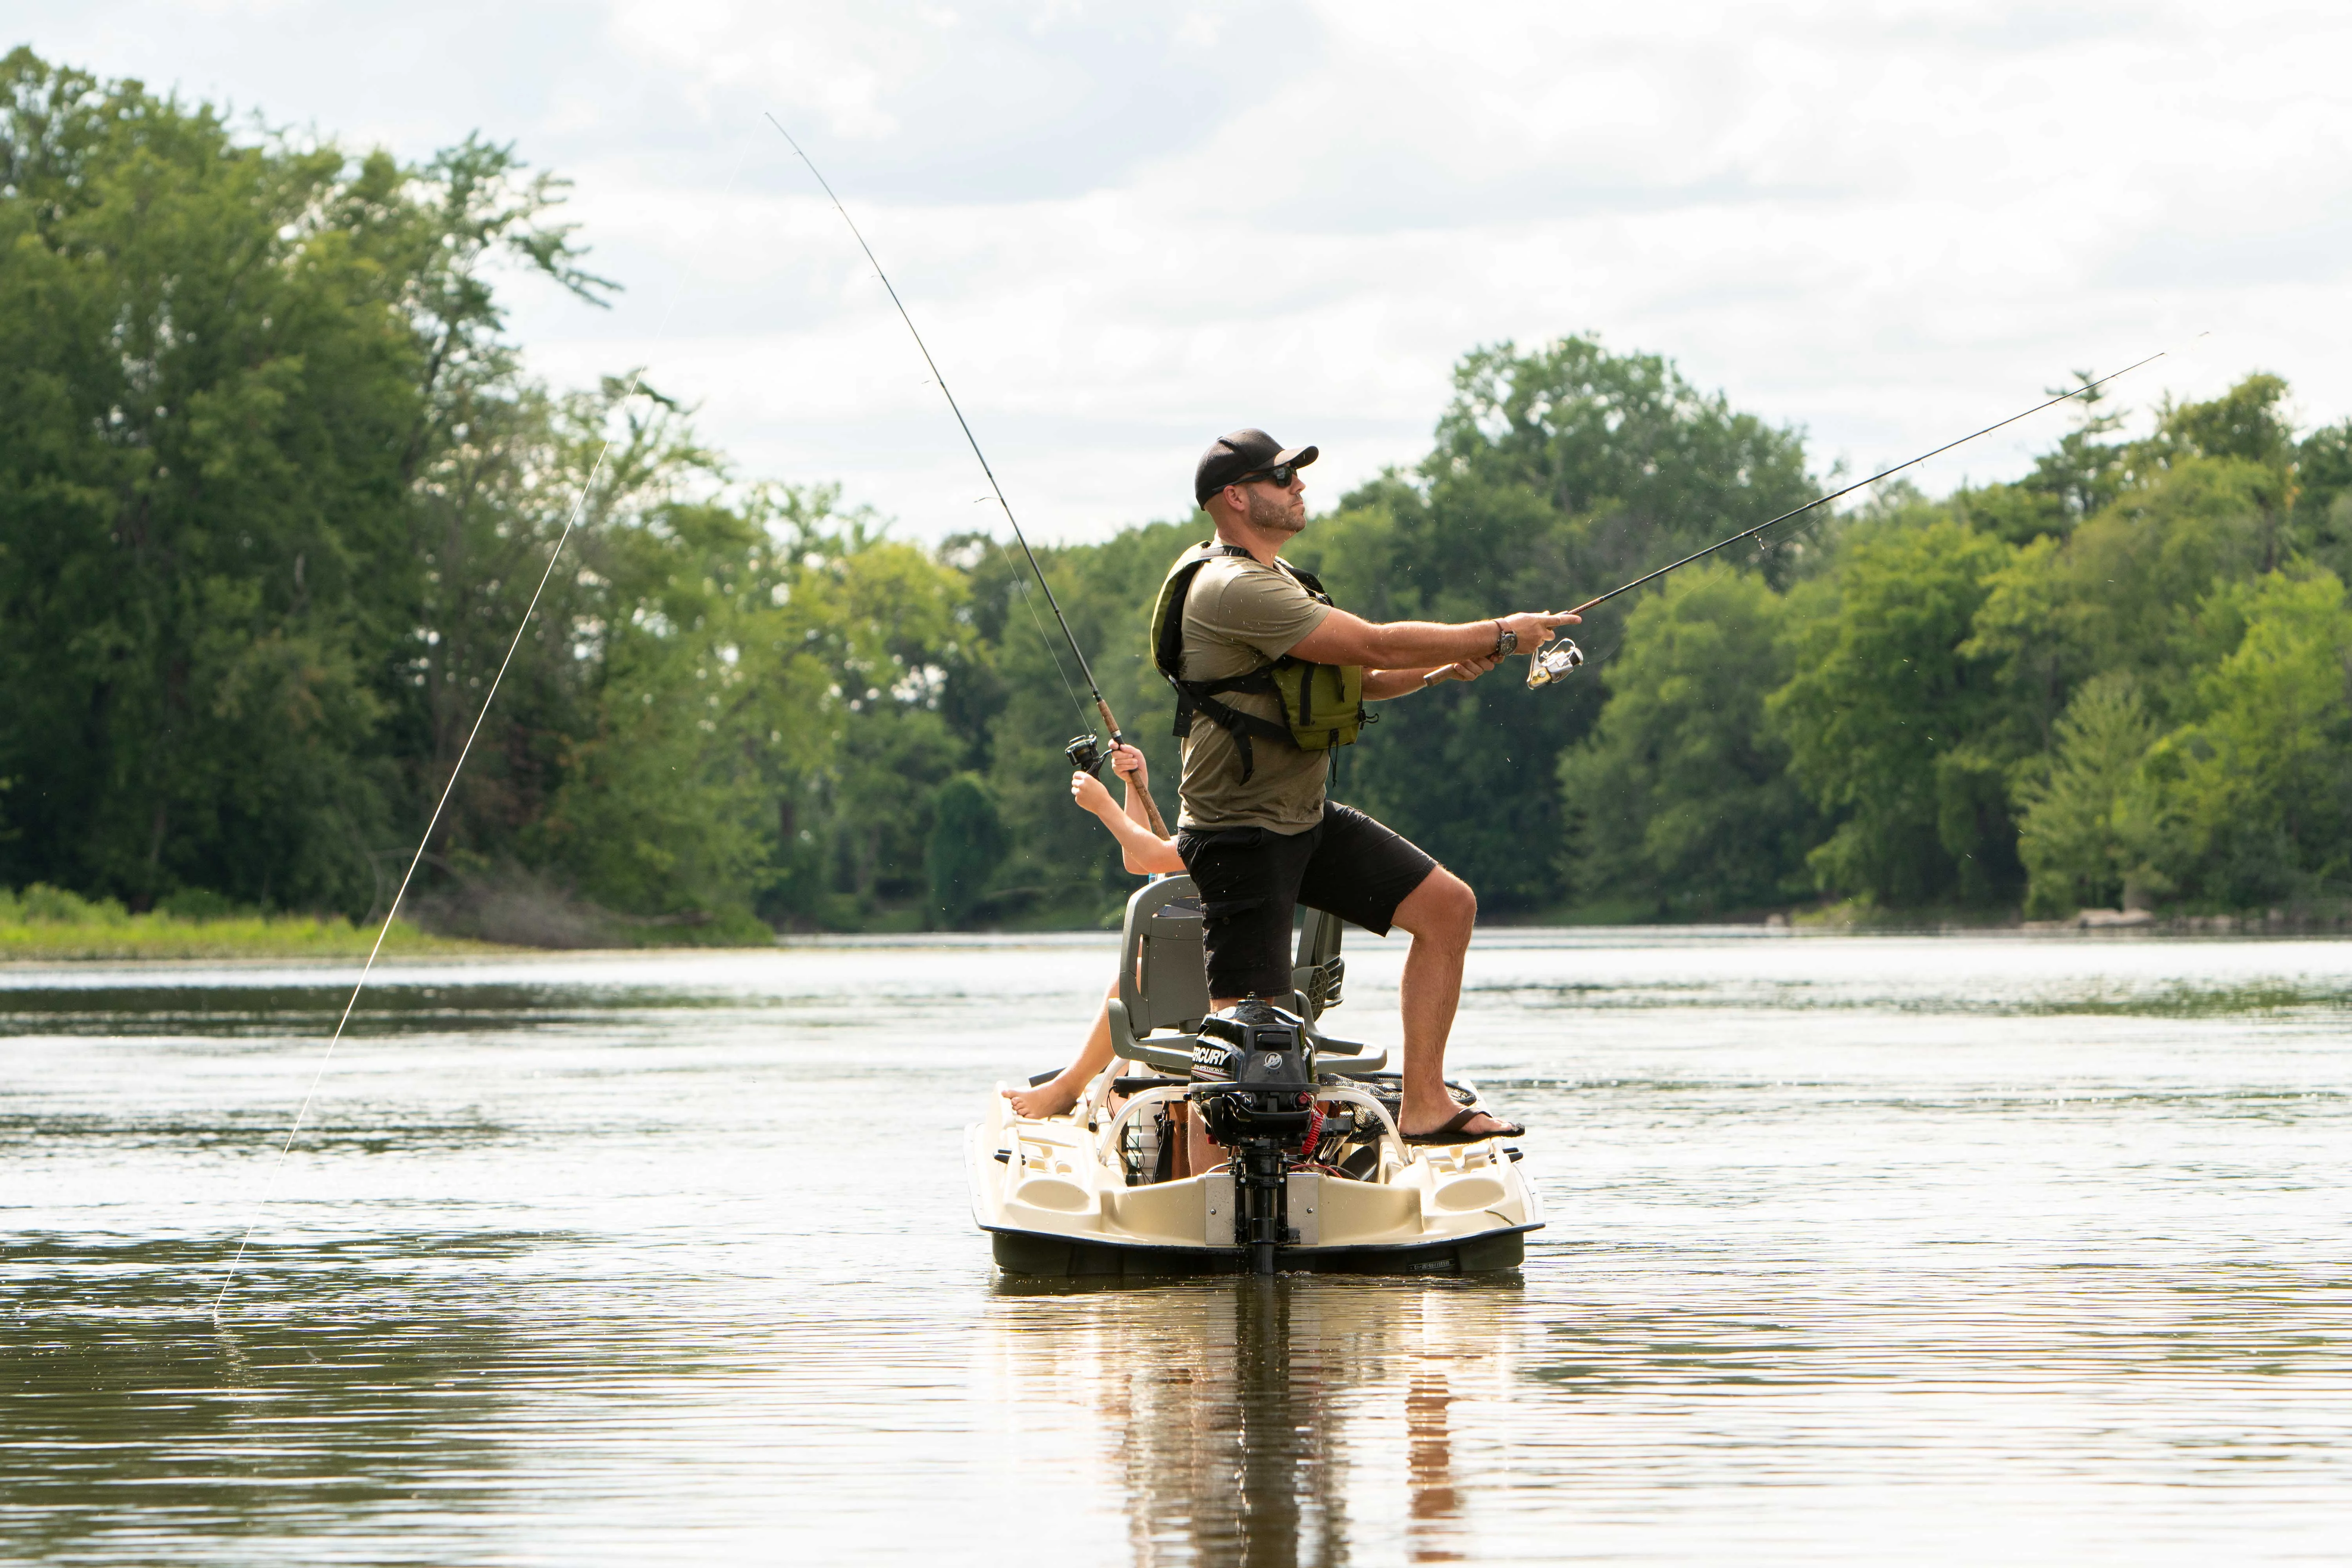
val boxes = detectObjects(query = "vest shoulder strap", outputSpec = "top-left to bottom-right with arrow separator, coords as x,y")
1151,543 -> 1292,781
1151,543 -> 1360,784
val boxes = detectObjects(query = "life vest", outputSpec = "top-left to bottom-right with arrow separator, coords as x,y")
1149,542 -> 1366,783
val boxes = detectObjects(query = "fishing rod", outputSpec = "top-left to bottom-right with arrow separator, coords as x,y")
1521,347 -> 2179,688
765,115 -> 1169,836
205,145 -> 769,1318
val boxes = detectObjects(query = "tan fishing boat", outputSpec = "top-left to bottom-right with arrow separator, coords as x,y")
970,877 -> 1541,1276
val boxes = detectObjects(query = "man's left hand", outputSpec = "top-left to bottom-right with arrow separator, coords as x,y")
1432,652 -> 1503,683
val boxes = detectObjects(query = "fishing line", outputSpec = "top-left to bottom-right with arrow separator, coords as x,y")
765,113 -> 1171,835
762,111 -> 1088,721
209,147 -> 752,1320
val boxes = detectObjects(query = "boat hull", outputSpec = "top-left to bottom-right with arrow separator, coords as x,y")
970,1080 -> 1542,1277
986,1224 -> 1533,1278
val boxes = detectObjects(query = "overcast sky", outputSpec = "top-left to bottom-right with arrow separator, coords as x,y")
19,2 -> 2352,544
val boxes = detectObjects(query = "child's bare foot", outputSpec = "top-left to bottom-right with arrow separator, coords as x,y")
1003,1077 -> 1082,1119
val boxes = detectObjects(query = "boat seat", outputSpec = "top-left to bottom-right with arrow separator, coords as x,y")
1106,876 -> 1387,1078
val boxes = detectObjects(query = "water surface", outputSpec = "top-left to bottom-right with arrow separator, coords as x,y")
6,931 -> 2351,1564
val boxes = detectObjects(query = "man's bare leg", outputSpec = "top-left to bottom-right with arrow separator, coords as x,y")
1194,867 -> 1499,1153
1387,868 -> 1511,1138
1210,872 -> 1493,1136
1004,981 -> 1119,1118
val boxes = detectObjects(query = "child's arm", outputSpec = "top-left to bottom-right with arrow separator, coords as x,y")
1070,770 -> 1187,875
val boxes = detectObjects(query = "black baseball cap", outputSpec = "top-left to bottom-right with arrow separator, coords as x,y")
1194,428 -> 1319,506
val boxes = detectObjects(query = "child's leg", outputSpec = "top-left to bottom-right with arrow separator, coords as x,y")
1002,980 -> 1120,1119
1165,1101 -> 1194,1180
1185,1104 -> 1221,1177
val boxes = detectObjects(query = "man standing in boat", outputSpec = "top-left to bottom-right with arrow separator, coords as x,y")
1157,429 -> 1578,1144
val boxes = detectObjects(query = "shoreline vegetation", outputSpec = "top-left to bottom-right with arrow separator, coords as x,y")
0,885 -> 493,962
9,880 -> 2350,964
9,51 -> 2352,945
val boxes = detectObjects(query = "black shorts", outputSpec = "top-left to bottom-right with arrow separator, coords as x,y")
1175,802 -> 1439,1001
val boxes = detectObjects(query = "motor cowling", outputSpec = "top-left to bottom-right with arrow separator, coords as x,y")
1192,999 -> 1315,1146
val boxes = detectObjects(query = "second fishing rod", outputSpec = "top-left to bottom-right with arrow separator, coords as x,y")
766,116 -> 1168,835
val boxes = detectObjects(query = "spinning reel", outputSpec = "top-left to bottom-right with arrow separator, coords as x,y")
1525,632 -> 1584,689
1065,734 -> 1104,776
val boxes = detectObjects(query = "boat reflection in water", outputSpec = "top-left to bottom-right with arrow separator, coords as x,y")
979,1273 -> 1528,1565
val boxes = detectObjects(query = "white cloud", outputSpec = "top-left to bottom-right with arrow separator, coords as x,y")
15,0 -> 2352,550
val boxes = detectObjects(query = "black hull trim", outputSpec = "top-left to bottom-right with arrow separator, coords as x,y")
987,1224 -> 1536,1278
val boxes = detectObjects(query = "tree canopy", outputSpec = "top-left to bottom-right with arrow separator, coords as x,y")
9,49 -> 2351,937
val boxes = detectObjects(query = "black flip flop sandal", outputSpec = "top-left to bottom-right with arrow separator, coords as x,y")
1401,1107 -> 1526,1146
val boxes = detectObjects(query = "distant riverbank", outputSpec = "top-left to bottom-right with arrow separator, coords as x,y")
0,885 -> 495,962
13,877 -> 2346,964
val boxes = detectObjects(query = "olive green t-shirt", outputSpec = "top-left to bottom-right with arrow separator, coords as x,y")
1174,551 -> 1334,833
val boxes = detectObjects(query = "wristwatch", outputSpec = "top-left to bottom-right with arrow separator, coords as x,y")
1493,621 -> 1518,657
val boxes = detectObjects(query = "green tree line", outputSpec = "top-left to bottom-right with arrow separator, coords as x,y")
8,51 -> 2351,938
1568,372 -> 2352,918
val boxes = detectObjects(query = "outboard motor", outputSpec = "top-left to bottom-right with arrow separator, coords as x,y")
1191,999 -> 1318,1274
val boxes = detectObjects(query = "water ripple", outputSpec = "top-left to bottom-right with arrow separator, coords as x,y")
4,935 -> 2350,1564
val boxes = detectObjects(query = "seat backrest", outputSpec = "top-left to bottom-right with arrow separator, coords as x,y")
1292,906 -> 1345,1024
1117,878 -> 1349,1034
1114,879 -> 1386,1075
1117,877 -> 1212,1039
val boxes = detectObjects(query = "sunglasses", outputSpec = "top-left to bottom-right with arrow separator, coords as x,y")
1230,462 -> 1300,490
